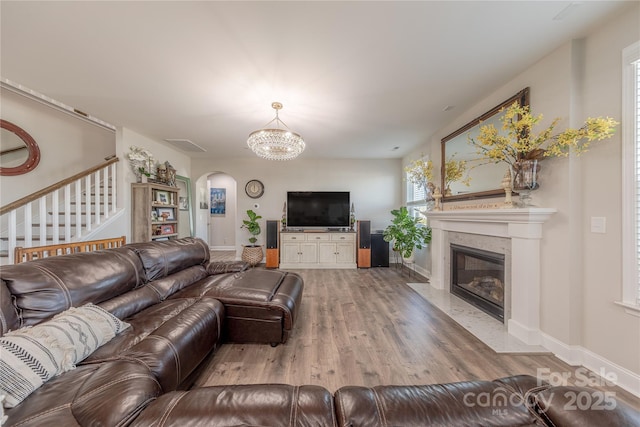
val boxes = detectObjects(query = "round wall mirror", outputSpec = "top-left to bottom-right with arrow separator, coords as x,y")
0,119 -> 41,176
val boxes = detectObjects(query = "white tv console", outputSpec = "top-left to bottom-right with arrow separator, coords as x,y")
279,230 -> 357,269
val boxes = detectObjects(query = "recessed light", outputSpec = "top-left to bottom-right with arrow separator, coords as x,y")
443,105 -> 455,112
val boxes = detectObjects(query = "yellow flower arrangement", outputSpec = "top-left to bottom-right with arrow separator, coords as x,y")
405,157 -> 435,202
405,157 -> 433,187
468,102 -> 619,167
444,155 -> 472,190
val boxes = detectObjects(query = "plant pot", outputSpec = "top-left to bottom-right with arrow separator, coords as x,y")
241,245 -> 263,266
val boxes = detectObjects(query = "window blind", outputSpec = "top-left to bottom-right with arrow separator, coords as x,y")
410,181 -> 426,202
406,172 -> 427,219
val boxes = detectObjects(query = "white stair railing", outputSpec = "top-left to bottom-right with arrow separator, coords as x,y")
0,157 -> 119,264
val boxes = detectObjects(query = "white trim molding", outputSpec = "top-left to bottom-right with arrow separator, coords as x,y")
541,331 -> 640,398
0,78 -> 116,132
621,40 -> 640,309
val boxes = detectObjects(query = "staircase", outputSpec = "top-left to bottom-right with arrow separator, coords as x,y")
0,157 -> 121,265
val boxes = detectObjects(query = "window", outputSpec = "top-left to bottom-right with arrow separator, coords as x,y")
622,40 -> 640,309
406,158 -> 429,219
408,178 -> 426,203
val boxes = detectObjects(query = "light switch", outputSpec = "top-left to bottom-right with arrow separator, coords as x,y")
591,217 -> 606,233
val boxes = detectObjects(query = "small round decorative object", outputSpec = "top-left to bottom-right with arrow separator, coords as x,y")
245,179 -> 264,199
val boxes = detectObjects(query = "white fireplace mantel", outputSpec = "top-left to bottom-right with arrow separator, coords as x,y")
427,207 -> 557,346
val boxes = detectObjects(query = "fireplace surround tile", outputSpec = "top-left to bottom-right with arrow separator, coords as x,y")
407,282 -> 551,354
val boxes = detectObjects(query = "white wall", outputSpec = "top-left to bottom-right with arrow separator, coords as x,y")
580,6 -> 640,380
406,3 -> 640,393
191,157 -> 402,259
0,89 -> 115,205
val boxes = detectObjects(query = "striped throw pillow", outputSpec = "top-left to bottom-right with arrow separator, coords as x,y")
0,304 -> 129,408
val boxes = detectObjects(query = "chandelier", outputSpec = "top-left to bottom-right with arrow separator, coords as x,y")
247,102 -> 305,160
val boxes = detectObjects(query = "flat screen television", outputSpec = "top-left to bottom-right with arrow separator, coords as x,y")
287,191 -> 350,228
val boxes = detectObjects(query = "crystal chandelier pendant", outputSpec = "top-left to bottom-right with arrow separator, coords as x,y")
247,102 -> 305,160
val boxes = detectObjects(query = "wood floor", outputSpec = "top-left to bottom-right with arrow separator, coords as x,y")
194,262 -> 639,409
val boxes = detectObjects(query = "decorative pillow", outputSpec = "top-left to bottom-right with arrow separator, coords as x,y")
0,304 -> 130,408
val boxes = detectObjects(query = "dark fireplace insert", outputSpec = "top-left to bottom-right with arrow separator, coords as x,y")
450,244 -> 505,322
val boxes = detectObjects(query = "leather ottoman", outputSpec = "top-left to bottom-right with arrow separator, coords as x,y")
171,268 -> 304,345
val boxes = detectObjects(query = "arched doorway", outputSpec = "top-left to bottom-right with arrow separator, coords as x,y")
194,172 -> 237,255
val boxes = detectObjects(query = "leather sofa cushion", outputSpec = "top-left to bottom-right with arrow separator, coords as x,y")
130,384 -> 336,427
121,296 -> 224,391
87,298 -> 204,361
183,269 -> 304,331
127,237 -> 210,281
533,385 -> 640,427
99,285 -> 161,320
85,296 -> 224,391
4,360 -> 161,427
0,248 -> 145,327
0,279 -> 20,334
203,269 -> 292,302
335,376 -> 547,427
207,260 -> 248,275
147,265 -> 208,300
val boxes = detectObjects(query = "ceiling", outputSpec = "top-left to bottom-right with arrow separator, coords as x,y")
0,1 -> 631,160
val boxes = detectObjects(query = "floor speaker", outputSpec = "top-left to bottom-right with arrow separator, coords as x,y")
371,233 -> 389,267
357,220 -> 371,268
265,220 -> 279,268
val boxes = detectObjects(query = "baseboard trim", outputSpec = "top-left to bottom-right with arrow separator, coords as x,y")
210,246 -> 236,251
508,319 -> 542,345
541,332 -> 640,398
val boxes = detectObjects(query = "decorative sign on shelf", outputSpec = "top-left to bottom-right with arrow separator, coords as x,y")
443,202 -> 503,211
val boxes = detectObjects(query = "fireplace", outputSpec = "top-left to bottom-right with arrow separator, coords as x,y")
451,244 -> 505,322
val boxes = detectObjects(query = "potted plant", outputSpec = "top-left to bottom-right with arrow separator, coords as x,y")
241,209 -> 263,266
383,206 -> 432,262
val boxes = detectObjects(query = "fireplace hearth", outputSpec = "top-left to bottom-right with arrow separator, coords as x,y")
451,244 -> 505,322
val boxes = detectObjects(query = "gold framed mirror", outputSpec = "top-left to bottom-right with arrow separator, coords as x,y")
441,87 -> 529,202
0,119 -> 41,176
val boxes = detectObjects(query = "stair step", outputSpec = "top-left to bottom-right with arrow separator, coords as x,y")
69,202 -> 109,206
0,236 -> 68,242
32,222 -> 88,227
49,211 -> 103,215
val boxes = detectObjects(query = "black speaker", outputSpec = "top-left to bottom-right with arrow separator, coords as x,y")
371,233 -> 389,267
358,220 -> 371,249
266,220 -> 279,249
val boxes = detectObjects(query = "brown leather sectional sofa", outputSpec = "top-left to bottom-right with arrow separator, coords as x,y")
1,237 -> 638,426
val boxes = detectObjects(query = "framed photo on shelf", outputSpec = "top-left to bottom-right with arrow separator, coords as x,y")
155,191 -> 169,204
161,224 -> 175,235
156,207 -> 174,221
